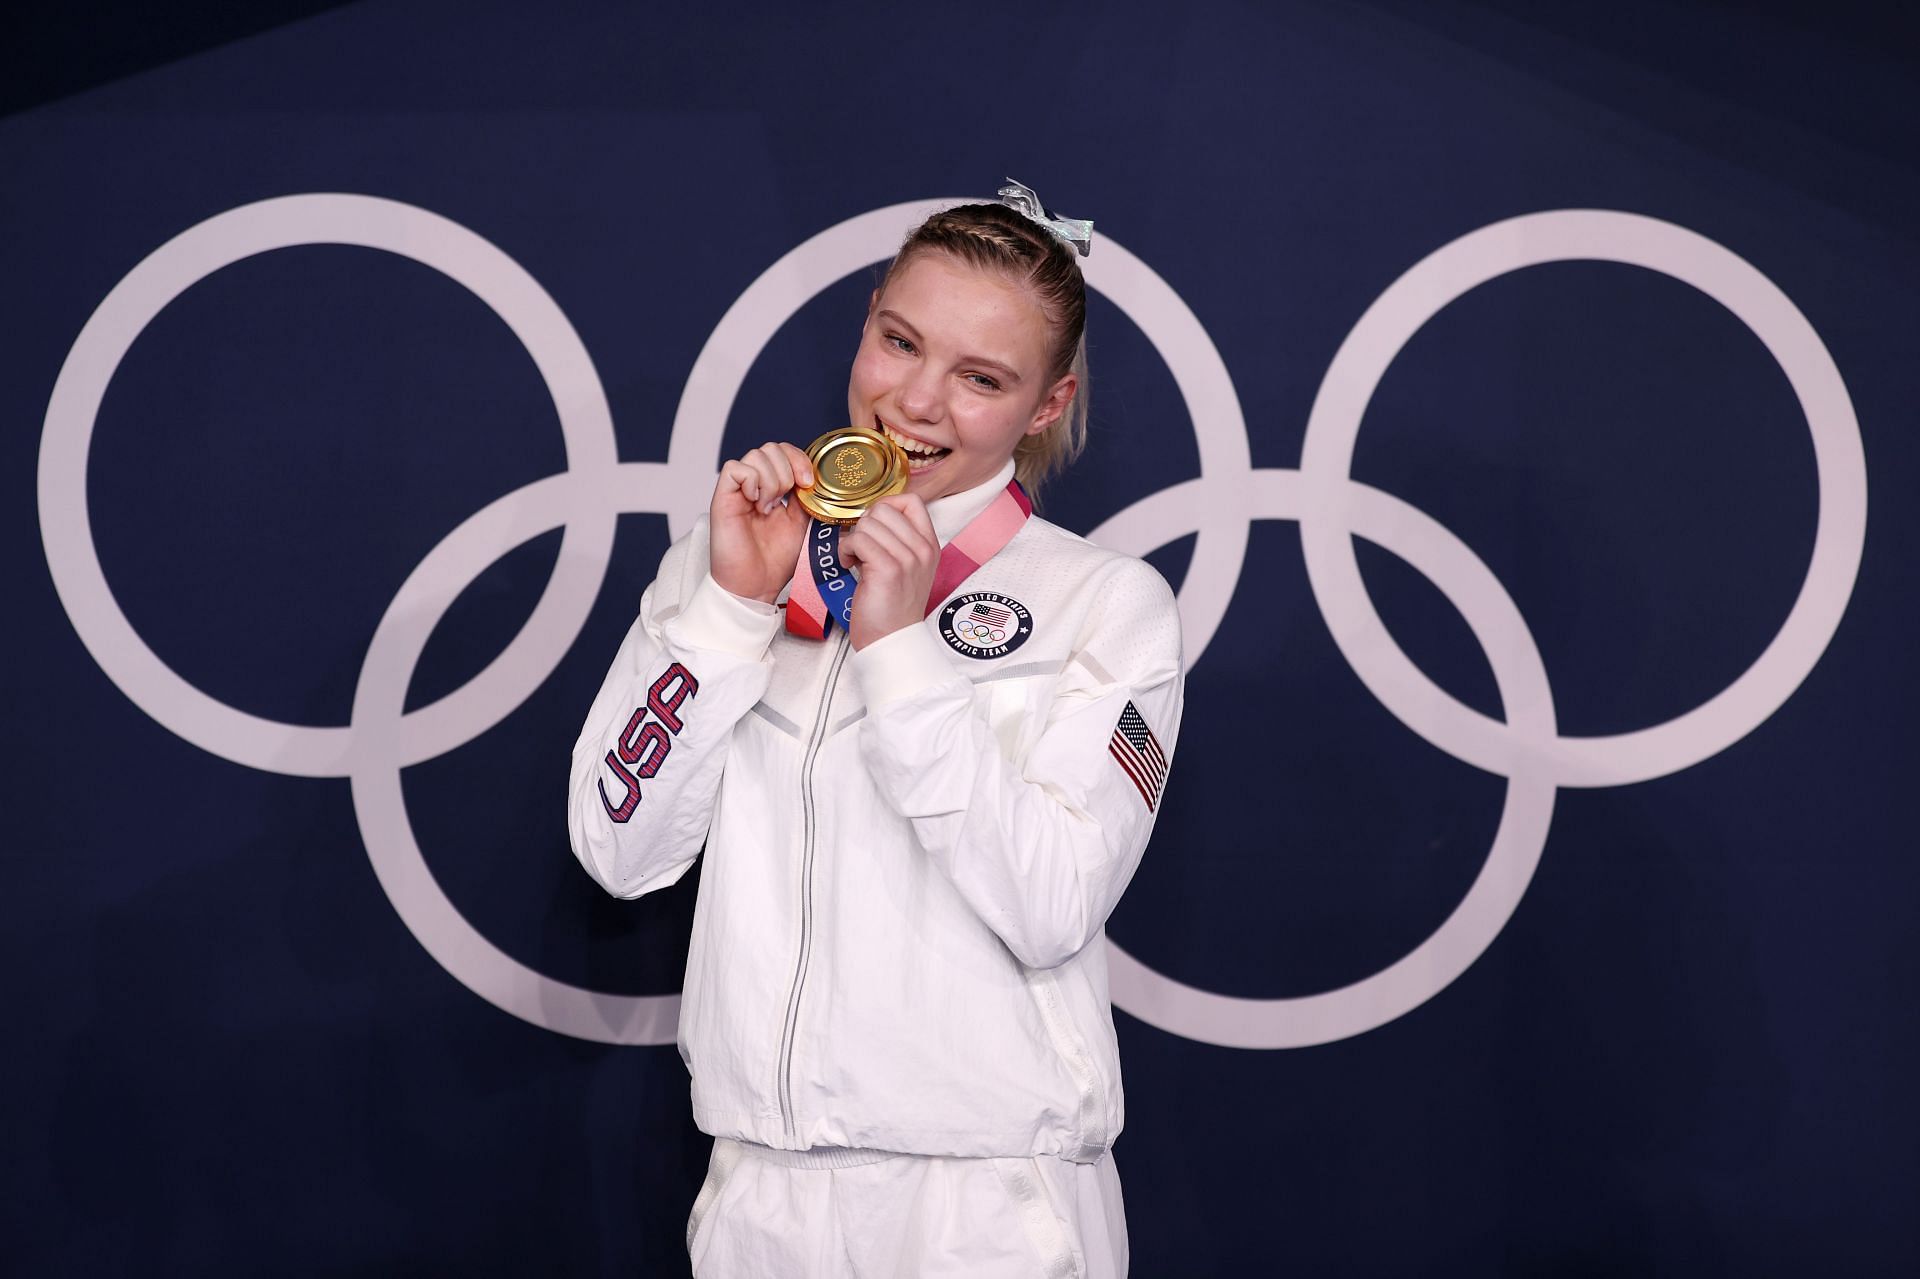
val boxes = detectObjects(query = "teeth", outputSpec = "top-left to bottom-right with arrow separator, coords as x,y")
878,419 -> 949,458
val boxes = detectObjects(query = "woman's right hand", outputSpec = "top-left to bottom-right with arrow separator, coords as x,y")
709,441 -> 815,604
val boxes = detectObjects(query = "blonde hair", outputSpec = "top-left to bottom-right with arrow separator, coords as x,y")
879,203 -> 1089,501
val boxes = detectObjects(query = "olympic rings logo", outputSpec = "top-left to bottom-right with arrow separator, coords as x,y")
957,622 -> 1008,644
38,195 -> 1867,1050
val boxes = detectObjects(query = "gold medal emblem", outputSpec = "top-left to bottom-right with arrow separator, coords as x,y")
795,425 -> 909,523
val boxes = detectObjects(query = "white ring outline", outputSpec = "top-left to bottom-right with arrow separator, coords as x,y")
666,200 -> 1255,663
1298,210 -> 1868,789
1097,472 -> 1558,1048
37,193 -> 620,778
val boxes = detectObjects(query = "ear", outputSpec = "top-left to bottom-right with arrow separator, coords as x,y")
1025,373 -> 1077,436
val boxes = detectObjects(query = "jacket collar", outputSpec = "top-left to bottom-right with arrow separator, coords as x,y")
926,459 -> 1018,545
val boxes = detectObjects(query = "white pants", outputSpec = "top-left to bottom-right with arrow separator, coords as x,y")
686,1139 -> 1129,1278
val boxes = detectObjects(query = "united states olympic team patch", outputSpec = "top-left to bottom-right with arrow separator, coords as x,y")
938,592 -> 1033,660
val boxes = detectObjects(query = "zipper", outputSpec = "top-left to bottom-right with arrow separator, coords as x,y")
777,630 -> 851,1144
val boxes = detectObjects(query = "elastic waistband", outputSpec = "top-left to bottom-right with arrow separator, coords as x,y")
723,1139 -> 898,1170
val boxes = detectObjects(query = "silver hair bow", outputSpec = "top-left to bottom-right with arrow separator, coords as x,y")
996,178 -> 1094,258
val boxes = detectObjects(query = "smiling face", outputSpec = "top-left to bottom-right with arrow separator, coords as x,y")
845,251 -> 1076,504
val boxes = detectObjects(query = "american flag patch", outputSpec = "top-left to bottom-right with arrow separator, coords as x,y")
969,601 -> 1012,627
1108,701 -> 1168,811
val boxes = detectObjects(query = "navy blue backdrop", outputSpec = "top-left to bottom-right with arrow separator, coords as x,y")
5,2 -> 1916,1273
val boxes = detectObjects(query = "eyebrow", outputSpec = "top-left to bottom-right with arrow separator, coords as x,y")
876,309 -> 1024,384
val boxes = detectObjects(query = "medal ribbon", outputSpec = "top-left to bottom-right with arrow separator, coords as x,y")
784,480 -> 1033,640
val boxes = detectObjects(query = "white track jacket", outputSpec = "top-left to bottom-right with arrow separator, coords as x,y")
568,462 -> 1183,1163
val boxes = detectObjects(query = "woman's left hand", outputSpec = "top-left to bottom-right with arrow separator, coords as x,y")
838,494 -> 941,651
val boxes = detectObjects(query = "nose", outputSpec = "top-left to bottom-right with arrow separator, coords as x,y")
895,362 -> 943,425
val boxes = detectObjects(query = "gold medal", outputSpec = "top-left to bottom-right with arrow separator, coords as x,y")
794,425 -> 909,524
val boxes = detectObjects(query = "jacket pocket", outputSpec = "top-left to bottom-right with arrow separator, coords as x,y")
1024,968 -> 1109,1161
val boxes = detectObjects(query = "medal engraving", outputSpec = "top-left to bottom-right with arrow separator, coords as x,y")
832,447 -> 869,487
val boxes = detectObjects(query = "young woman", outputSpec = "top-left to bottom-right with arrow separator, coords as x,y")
569,183 -> 1183,1277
